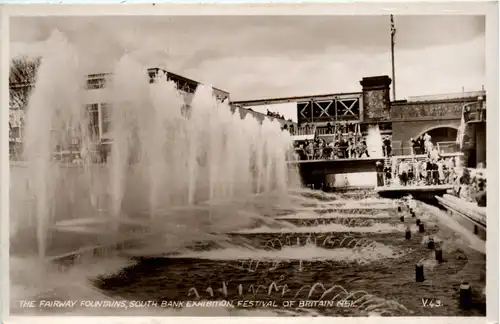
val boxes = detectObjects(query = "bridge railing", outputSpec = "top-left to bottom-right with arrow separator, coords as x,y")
290,146 -> 380,161
379,169 -> 458,187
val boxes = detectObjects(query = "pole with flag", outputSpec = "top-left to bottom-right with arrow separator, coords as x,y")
390,14 -> 397,101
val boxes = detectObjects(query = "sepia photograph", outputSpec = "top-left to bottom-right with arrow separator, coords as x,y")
7,8 -> 493,319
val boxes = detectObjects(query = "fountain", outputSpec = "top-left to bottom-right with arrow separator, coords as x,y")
365,124 -> 384,158
11,30 -> 294,260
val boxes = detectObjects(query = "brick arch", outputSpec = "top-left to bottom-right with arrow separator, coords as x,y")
415,124 -> 459,140
391,119 -> 461,155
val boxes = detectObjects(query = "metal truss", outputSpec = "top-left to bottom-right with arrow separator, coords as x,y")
298,93 -> 362,123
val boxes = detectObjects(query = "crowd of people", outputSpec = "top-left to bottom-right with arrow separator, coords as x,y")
386,133 -> 453,186
451,166 -> 487,207
266,109 -> 286,120
293,133 -> 370,161
285,122 -> 393,159
387,155 -> 458,187
381,132 -> 487,207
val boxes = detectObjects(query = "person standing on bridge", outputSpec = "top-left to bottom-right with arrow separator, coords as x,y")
424,133 -> 433,154
411,137 -> 419,155
358,140 -> 370,158
306,141 -> 314,160
383,136 -> 392,157
326,122 -> 333,134
399,159 -> 409,186
437,159 -> 445,184
347,140 -> 356,159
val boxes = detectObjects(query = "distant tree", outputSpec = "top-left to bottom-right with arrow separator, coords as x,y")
9,56 -> 41,110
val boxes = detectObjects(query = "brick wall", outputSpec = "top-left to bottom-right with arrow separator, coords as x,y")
360,76 -> 392,122
363,89 -> 391,121
391,99 -> 469,119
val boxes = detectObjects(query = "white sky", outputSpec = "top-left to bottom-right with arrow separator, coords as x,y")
11,15 -> 485,122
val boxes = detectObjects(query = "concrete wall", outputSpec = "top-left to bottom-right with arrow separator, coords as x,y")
325,173 -> 377,188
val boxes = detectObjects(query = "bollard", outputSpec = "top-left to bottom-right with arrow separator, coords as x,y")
427,237 -> 435,249
415,262 -> 425,282
459,282 -> 472,309
416,218 -> 421,226
435,247 -> 443,262
419,223 -> 425,233
405,227 -> 411,240
400,215 -> 405,222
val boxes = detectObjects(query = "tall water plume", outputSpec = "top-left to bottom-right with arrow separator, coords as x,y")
22,30 -> 85,260
13,31 -> 295,259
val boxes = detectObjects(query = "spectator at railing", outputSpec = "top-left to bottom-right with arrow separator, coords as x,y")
306,141 -> 314,160
424,133 -> 434,154
398,159 -> 409,186
326,122 -> 334,134
295,144 -> 307,160
410,136 -> 426,155
357,140 -> 370,158
292,132 -> 374,161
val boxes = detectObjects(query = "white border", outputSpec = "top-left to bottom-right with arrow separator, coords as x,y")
1,2 -> 498,324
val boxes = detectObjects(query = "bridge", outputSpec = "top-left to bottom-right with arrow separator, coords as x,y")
232,75 -> 486,170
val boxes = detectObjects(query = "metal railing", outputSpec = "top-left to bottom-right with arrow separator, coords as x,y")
289,125 -> 317,136
289,146 -> 374,161
437,141 -> 459,154
379,169 -> 458,187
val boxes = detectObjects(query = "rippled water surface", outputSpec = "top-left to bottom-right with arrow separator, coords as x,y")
10,189 -> 486,316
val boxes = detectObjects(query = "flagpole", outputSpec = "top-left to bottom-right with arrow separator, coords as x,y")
390,14 -> 396,101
